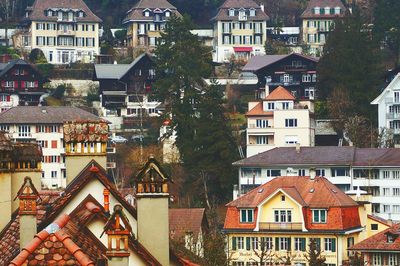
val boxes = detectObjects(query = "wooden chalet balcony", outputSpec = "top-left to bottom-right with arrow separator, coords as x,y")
259,222 -> 302,231
283,65 -> 307,71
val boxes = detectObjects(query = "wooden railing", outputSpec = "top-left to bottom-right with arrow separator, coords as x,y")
259,222 -> 302,231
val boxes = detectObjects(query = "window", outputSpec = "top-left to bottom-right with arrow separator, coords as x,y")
371,223 -> 378,230
37,140 -> 48,148
393,205 -> 400,213
249,9 -> 255,16
49,125 -> 58,132
285,135 -> 298,145
312,209 -> 327,223
316,169 -> 325,176
347,237 -> 354,248
283,74 -> 290,83
383,188 -> 390,196
241,168 -> 261,178
240,209 -> 254,223
372,254 -> 382,266
256,119 -> 268,128
393,188 -> 400,196
37,125 -> 46,133
298,169 -> 306,176
383,170 -> 391,179
282,102 -> 290,110
266,169 -> 281,177
0,125 -> 9,132
267,102 -> 275,110
302,74 -> 311,82
51,140 -> 57,149
394,171 -> 400,179
388,254 -> 398,266
237,237 -> 244,249
281,195 -> 285,201
18,125 -> 31,137
165,11 -> 170,17
285,119 -> 297,127
260,237 -> 273,250
256,136 -> 268,145
324,238 -> 336,252
274,209 -> 292,223
51,171 -> 57,178
384,205 -> 391,213
250,237 -> 258,250
331,168 -> 349,177
278,237 -> 291,251
294,238 -> 306,251
232,262 -> 244,266
25,81 -> 35,88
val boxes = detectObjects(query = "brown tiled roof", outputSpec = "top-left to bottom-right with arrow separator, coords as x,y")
27,0 -> 102,22
265,86 -> 295,101
226,176 -> 358,208
123,0 -> 180,23
245,102 -> 273,116
242,53 -> 319,72
212,0 -> 268,21
301,0 -> 346,19
0,106 -> 104,124
367,214 -> 391,227
234,146 -> 400,167
349,224 -> 400,251
169,208 -> 207,241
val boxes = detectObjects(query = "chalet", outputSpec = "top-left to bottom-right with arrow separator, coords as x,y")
0,59 -> 49,110
224,176 -> 387,266
242,53 -> 319,100
93,53 -> 160,130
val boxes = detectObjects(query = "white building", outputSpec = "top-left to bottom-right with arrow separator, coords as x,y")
371,73 -> 400,145
212,0 -> 269,63
234,146 -> 400,220
16,0 -> 102,64
246,86 -> 315,157
0,106 -> 108,189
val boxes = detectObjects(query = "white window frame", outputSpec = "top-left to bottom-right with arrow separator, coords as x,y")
285,119 -> 298,128
274,209 -> 292,223
312,209 -> 327,223
240,209 -> 254,223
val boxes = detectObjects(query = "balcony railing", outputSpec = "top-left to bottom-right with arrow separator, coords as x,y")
259,222 -> 302,231
57,30 -> 75,36
283,65 -> 307,71
386,113 -> 400,119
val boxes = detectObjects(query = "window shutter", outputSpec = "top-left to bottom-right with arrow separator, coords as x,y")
332,238 -> 336,252
1,81 -> 5,87
316,238 -> 321,251
275,238 -> 279,251
246,237 -> 251,250
287,237 -> 291,251
301,238 -> 306,251
232,237 -> 237,250
14,81 -> 18,88
34,81 -> 38,88
6,95 -> 10,102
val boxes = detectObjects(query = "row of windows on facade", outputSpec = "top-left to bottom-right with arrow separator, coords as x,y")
312,6 -> 342,15
307,33 -> 327,44
4,125 -> 61,136
240,168 -> 347,178
232,263 -> 336,266
137,36 -> 160,46
222,22 -> 264,33
231,236 -> 339,253
0,81 -> 38,89
127,107 -> 157,115
43,169 -> 66,179
306,20 -> 334,30
36,36 -> 96,47
68,142 -> 104,154
137,23 -> 165,34
240,208 -> 326,224
35,23 -> 96,32
143,10 -> 171,19
227,8 -> 258,17
265,74 -> 317,84
249,135 -> 299,145
222,35 -> 263,45
44,9 -> 86,20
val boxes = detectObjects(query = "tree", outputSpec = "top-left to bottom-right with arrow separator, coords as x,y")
305,238 -> 326,266
264,39 -> 290,55
347,252 -> 364,266
114,29 -> 127,45
327,88 -> 354,134
344,115 -> 374,148
317,10 -> 383,123
29,48 -> 47,63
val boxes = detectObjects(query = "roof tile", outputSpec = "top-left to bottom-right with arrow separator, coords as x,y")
265,86 -> 296,101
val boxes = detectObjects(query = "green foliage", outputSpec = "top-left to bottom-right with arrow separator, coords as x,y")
29,48 -> 47,63
35,63 -> 54,77
305,239 -> 326,266
317,10 -> 383,123
264,39 -> 290,55
51,83 -> 72,99
114,29 -> 127,44
314,100 -> 328,119
86,84 -> 100,105
0,46 -> 19,58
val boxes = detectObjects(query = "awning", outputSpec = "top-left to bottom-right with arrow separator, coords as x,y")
234,47 -> 253,52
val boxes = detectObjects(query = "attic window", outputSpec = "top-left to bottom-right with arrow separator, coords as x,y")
79,11 -> 84,17
388,235 -> 395,243
165,11 -> 170,17
281,195 -> 286,201
240,209 -> 254,223
309,188 -> 315,193
334,7 -> 341,15
229,8 -> 235,16
145,11 -> 150,17
258,188 -> 264,193
314,7 -> 320,15
249,8 -> 256,16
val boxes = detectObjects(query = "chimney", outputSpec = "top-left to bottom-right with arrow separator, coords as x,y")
136,156 -> 170,266
265,84 -> 270,98
102,205 -> 131,266
296,143 -> 301,153
15,177 -> 39,250
233,184 -> 239,200
260,4 -> 265,12
103,188 -> 110,214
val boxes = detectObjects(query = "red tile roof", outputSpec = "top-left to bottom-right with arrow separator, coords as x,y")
349,224 -> 400,251
265,86 -> 296,101
169,208 -> 207,241
245,102 -> 273,116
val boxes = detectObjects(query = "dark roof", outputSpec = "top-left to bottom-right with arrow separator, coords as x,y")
349,224 -> 400,252
27,0 -> 102,22
234,147 -> 400,167
0,106 -> 104,124
213,0 -> 268,21
301,0 -> 346,19
0,59 -> 49,82
227,176 -> 358,208
123,0 -> 180,23
169,208 -> 207,241
242,53 -> 319,72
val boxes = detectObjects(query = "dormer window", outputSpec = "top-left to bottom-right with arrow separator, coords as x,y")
312,209 -> 327,223
334,7 -> 341,15
240,209 -> 254,223
144,11 -> 150,17
47,10 -> 52,16
325,7 -> 330,15
165,11 -> 170,17
388,235 -> 395,243
79,11 -> 84,17
314,7 -> 320,15
249,8 -> 256,16
229,8 -> 235,16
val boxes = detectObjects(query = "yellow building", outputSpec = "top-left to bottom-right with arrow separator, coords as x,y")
123,0 -> 181,52
16,0 -> 102,64
300,0 -> 346,55
224,176 -> 389,266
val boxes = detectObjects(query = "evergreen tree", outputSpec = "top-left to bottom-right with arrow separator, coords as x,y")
305,239 -> 326,266
317,10 -> 383,123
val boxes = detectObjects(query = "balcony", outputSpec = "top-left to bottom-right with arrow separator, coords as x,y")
57,30 -> 75,36
283,65 -> 307,71
259,222 -> 303,231
386,113 -> 400,119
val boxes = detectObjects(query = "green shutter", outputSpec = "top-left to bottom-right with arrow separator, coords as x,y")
287,237 -> 291,251
246,237 -> 251,250
332,238 -> 336,252
275,238 -> 279,251
232,237 -> 237,250
316,238 -> 321,251
301,238 -> 306,251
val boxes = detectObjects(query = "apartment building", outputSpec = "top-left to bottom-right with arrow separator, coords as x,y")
234,146 -> 400,221
212,0 -> 269,63
17,0 -> 102,64
301,0 -> 346,55
0,59 -> 49,110
123,0 -> 181,51
371,73 -> 400,145
225,176 -> 387,266
246,86 -> 315,157
242,53 -> 319,100
0,106 -> 108,189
